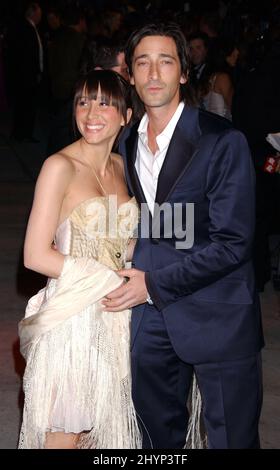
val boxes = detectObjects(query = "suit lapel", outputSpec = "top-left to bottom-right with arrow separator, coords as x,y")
125,107 -> 200,237
151,106 -> 200,236
155,125 -> 198,206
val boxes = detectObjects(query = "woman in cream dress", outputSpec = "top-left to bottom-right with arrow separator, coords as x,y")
18,70 -> 141,449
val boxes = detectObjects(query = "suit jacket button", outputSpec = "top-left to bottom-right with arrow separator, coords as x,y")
115,252 -> 121,258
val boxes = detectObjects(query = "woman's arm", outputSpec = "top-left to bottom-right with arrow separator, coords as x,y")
24,154 -> 74,278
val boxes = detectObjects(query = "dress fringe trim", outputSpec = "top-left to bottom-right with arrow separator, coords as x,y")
18,256 -> 142,449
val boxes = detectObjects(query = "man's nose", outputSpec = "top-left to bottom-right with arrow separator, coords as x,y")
149,62 -> 159,80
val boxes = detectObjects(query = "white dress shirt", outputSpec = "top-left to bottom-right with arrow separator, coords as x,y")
135,101 -> 185,215
194,62 -> 206,80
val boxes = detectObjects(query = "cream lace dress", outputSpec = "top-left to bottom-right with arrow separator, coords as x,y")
18,196 -> 141,449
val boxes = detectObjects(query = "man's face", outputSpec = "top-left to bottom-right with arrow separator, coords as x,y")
47,12 -> 60,31
111,52 -> 129,82
33,5 -> 42,25
189,38 -> 207,66
130,35 -> 187,110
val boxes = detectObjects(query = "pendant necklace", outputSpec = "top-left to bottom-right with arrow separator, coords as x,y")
89,154 -> 116,197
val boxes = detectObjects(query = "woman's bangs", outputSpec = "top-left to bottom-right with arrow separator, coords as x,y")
86,74 -> 121,111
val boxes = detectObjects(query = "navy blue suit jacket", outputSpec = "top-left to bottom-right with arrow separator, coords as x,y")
119,105 -> 264,364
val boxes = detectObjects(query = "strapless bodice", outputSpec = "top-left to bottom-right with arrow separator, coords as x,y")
55,196 -> 138,270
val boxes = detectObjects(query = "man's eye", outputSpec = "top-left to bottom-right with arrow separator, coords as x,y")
137,61 -> 148,66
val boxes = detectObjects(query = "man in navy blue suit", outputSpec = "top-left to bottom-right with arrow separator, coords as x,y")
103,22 -> 264,449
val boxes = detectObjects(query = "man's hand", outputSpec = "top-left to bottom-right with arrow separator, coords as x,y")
102,268 -> 147,311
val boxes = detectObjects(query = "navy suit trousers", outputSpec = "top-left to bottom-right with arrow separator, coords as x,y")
131,305 -> 263,449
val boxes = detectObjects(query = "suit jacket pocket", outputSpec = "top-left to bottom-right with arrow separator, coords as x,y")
192,279 -> 252,304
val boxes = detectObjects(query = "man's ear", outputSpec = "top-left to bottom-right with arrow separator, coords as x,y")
126,108 -> 132,124
180,74 -> 188,84
121,108 -> 132,126
130,75 -> 135,85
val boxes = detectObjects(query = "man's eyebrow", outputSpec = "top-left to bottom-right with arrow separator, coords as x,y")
134,53 -> 175,61
134,54 -> 148,61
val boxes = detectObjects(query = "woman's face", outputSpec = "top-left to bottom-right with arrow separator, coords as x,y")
75,85 -> 125,145
226,48 -> 239,67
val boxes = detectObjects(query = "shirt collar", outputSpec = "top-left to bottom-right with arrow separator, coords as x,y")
138,102 -> 185,152
27,18 -> 36,28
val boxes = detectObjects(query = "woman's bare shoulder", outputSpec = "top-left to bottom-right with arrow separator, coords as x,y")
41,150 -> 76,175
215,72 -> 232,86
36,153 -> 77,195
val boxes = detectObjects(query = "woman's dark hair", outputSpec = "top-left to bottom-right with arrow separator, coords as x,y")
196,37 -> 237,101
125,22 -> 196,118
73,69 -> 131,136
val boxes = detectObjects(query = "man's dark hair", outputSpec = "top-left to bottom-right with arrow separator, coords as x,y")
61,5 -> 84,27
25,2 -> 40,18
188,32 -> 210,50
80,39 -> 125,75
126,22 -> 191,78
125,22 -> 196,116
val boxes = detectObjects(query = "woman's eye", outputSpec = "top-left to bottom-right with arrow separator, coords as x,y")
99,101 -> 108,107
78,99 -> 88,107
